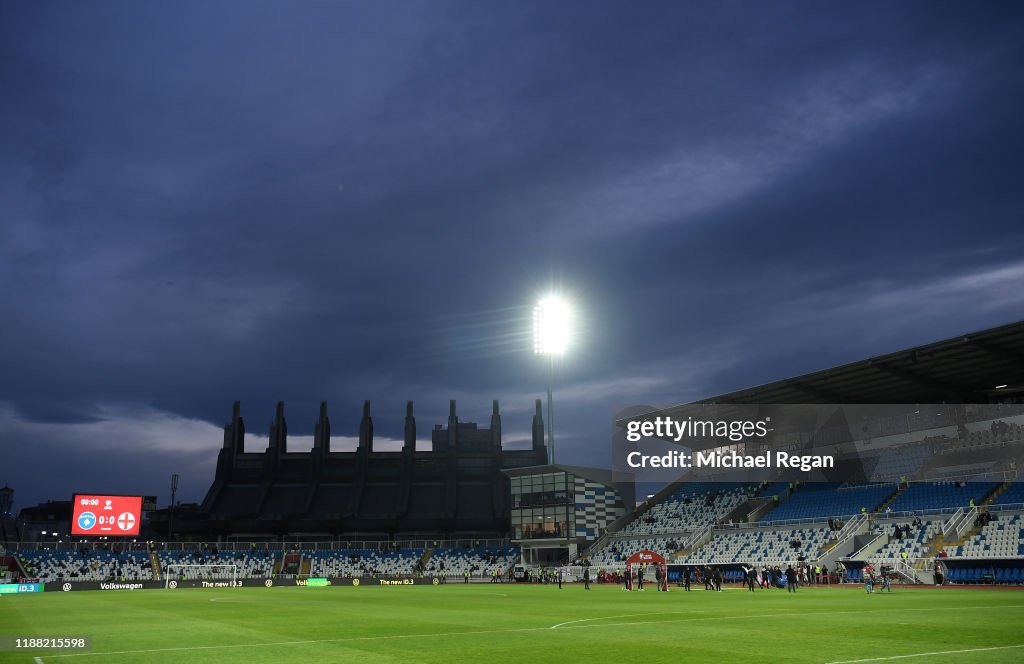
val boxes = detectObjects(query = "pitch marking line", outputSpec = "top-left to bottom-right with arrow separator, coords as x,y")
42,604 -> 1024,659
551,612 -> 701,629
825,643 -> 1024,663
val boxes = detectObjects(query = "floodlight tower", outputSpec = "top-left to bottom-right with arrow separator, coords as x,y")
533,295 -> 572,464
169,473 -> 179,541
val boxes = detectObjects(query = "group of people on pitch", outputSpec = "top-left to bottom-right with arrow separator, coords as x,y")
622,563 -> 670,592
861,563 -> 893,593
676,565 -> 723,591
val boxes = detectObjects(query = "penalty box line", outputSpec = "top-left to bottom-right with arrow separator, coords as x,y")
41,604 -> 1024,660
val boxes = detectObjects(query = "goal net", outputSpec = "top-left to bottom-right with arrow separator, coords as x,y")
164,564 -> 238,588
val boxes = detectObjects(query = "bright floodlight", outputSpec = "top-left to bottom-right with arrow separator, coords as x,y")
533,295 -> 572,356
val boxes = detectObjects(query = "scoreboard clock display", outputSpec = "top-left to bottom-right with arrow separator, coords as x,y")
71,495 -> 143,536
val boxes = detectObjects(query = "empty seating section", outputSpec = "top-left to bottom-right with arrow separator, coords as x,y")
947,514 -> 1024,557
885,482 -> 998,513
947,565 -> 1024,584
687,527 -> 832,565
870,520 -> 939,560
871,442 -> 930,483
20,550 -> 152,581
761,483 -> 895,522
619,483 -> 752,536
309,548 -> 422,577
425,546 -> 518,576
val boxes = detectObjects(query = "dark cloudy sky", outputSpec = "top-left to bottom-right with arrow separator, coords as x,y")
3,1 -> 1024,511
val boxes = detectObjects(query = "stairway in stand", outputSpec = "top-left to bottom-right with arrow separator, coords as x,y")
419,548 -> 434,572
149,550 -> 162,580
874,484 -> 907,514
927,481 -> 1014,557
984,480 -> 1013,506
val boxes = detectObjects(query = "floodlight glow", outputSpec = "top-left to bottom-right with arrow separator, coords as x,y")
996,384 -> 1008,389
533,295 -> 572,356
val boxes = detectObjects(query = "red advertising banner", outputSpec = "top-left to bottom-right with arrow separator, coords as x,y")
71,495 -> 143,536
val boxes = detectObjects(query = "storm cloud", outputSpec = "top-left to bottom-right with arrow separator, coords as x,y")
2,1 -> 1023,509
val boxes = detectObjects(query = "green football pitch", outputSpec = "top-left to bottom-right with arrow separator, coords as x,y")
2,584 -> 1023,663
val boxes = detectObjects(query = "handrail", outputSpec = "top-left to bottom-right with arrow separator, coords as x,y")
957,507 -> 979,538
834,513 -> 867,542
680,524 -> 713,551
941,508 -> 965,536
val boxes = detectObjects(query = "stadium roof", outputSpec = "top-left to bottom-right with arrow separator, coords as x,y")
694,319 -> 1024,405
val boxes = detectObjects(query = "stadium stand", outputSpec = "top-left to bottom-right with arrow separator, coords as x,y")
618,483 -> 752,536
20,549 -> 152,582
759,483 -> 896,522
584,483 -> 754,567
160,549 -> 277,578
309,548 -> 423,577
885,482 -> 998,513
686,526 -> 832,565
946,514 -> 1024,557
868,520 -> 940,561
425,546 -> 518,577
870,442 -> 932,483
757,481 -> 791,500
587,534 -> 699,566
991,481 -> 1024,506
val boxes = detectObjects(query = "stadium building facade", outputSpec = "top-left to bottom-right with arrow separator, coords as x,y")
504,464 -> 634,564
170,399 -> 550,539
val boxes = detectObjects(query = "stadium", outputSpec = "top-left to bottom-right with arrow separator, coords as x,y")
5,3 -> 1024,663
3,321 -> 1024,663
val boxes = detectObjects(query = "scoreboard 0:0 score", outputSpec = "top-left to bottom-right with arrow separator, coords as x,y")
70,494 -> 143,536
